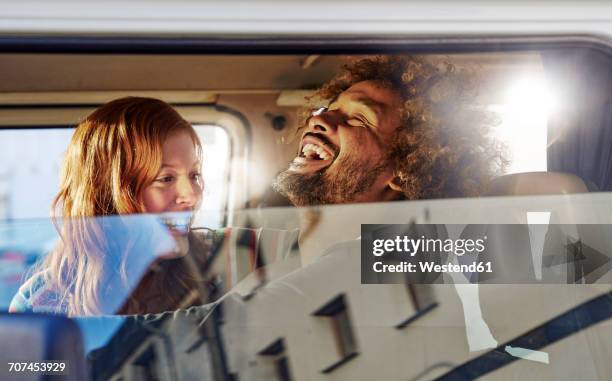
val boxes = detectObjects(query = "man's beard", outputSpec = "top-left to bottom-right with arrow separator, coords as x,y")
272,154 -> 389,207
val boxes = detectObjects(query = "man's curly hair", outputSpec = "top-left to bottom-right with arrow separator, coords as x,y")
312,55 -> 506,199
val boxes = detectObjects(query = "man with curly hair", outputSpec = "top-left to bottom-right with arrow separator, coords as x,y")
271,56 -> 503,355
274,55 -> 503,206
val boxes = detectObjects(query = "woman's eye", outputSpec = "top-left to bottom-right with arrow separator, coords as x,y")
156,176 -> 174,183
191,172 -> 202,181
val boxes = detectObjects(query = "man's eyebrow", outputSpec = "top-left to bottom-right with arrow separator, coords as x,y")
353,98 -> 384,121
329,94 -> 383,113
326,94 -> 340,106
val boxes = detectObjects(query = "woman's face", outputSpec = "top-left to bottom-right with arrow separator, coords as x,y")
142,131 -> 203,214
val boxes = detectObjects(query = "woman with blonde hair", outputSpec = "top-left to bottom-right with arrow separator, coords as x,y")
9,97 -> 211,316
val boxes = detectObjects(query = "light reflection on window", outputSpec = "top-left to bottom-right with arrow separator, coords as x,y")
490,71 -> 553,174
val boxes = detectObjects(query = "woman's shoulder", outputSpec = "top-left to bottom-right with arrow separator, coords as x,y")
8,272 -> 43,313
8,270 -> 65,314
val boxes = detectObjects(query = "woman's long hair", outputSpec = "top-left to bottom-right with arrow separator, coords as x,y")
35,97 -> 200,316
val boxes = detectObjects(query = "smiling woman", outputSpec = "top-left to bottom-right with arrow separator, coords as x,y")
8,97 -> 212,316
142,132 -> 203,215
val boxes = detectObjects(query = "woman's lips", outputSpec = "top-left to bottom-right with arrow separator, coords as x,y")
159,213 -> 192,236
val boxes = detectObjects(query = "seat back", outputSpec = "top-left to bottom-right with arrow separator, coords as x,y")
487,171 -> 589,196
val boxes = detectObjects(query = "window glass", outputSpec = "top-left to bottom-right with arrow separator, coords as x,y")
0,128 -> 72,220
193,124 -> 230,229
1,47 -> 611,381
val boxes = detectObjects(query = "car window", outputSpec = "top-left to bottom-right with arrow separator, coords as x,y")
1,44 -> 611,381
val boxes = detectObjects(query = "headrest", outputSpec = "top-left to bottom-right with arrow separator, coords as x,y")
486,171 -> 590,196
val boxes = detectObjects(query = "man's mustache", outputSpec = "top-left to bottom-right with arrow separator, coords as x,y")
301,132 -> 339,156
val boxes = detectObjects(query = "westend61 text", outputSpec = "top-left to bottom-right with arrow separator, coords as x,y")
373,261 -> 493,274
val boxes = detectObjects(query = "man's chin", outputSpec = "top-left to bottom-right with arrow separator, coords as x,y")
274,154 -> 389,207
272,166 -> 327,207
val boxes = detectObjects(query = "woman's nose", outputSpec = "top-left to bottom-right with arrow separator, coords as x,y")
175,178 -> 200,208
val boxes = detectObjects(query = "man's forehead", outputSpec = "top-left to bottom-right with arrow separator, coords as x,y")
338,80 -> 401,110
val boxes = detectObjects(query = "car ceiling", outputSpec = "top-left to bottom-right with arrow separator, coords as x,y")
0,53 -> 543,104
0,54 -> 345,92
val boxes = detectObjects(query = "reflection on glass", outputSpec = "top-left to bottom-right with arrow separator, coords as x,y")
4,214 -> 178,315
2,49 -> 612,381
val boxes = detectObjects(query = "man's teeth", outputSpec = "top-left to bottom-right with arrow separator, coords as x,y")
301,143 -> 331,160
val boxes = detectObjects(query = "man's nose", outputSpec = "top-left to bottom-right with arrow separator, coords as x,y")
307,111 -> 339,134
175,178 -> 199,209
